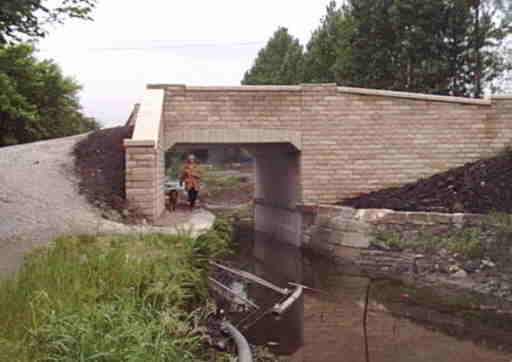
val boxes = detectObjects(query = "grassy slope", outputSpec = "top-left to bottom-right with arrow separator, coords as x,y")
0,220 -> 233,361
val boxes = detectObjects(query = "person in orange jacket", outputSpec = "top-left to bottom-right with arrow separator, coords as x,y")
180,154 -> 201,209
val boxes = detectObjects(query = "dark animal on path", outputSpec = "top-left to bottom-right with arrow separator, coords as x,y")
166,189 -> 178,211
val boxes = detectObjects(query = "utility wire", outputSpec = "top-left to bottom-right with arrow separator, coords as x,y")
39,40 -> 266,52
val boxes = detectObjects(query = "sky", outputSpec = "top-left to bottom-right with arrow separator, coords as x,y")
37,0 -> 333,127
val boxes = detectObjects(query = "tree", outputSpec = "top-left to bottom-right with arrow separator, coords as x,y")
466,0 -> 512,97
489,37 -> 512,93
0,44 -> 100,147
242,0 -> 511,97
332,0 -> 465,93
242,27 -> 304,85
303,1 -> 351,83
0,0 -> 97,44
332,0 -> 511,97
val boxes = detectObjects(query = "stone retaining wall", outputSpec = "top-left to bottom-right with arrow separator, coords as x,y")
299,204 -> 485,254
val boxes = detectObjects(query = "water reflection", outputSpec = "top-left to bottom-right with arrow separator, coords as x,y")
231,227 -> 511,362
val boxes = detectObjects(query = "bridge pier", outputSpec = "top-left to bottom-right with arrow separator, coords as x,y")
249,147 -> 302,246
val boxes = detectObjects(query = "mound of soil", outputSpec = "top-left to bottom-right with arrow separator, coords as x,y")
73,126 -> 134,218
340,151 -> 512,214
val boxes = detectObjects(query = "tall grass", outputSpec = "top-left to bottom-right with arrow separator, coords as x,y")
0,222 -> 233,361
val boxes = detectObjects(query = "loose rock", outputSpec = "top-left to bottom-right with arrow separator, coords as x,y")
452,269 -> 468,279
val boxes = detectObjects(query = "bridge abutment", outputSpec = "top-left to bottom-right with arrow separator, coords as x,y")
251,148 -> 303,246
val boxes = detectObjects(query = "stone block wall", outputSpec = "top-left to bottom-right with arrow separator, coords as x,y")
125,142 -> 161,219
126,83 -> 512,220
159,84 -> 303,149
301,86 -> 512,204
300,204 -> 486,255
155,84 -> 512,207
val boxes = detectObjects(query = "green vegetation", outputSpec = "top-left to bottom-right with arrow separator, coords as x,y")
373,211 -> 512,260
203,172 -> 253,207
243,0 -> 512,96
0,219 -> 234,361
165,151 -> 185,179
372,230 -> 406,250
423,228 -> 487,258
200,165 -> 251,198
0,43 -> 100,147
373,228 -> 487,258
242,27 -> 304,85
0,0 -> 99,147
0,0 -> 97,44
204,174 -> 247,189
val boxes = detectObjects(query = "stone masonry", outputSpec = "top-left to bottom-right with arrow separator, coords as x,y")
125,83 -> 512,223
299,203 -> 486,256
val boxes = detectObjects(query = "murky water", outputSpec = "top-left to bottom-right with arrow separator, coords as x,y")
225,226 -> 512,362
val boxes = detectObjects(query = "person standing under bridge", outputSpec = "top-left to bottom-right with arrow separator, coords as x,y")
180,154 -> 201,209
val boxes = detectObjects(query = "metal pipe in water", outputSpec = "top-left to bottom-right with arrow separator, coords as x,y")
210,261 -> 290,295
272,286 -> 303,316
221,321 -> 253,362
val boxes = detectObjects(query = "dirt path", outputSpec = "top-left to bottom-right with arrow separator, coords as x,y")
0,135 -> 213,276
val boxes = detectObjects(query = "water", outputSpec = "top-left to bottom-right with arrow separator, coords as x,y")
226,226 -> 512,362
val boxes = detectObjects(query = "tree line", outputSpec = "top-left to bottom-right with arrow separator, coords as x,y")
242,0 -> 512,98
0,0 -> 99,147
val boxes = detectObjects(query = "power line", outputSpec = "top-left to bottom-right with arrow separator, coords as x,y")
40,40 -> 266,52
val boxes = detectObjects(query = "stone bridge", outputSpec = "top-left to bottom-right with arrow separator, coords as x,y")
124,83 -> 512,245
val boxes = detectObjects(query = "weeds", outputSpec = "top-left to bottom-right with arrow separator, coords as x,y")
373,228 -> 488,258
0,227 -> 233,361
372,211 -> 512,260
371,231 -> 405,250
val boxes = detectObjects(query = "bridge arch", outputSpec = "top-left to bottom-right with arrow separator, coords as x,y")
169,141 -> 303,245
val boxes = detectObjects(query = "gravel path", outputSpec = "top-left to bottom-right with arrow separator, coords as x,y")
0,135 -> 213,276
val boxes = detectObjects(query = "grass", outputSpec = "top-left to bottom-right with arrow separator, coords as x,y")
202,173 -> 247,189
373,228 -> 487,258
0,219 -> 234,362
372,230 -> 405,250
372,211 -> 512,260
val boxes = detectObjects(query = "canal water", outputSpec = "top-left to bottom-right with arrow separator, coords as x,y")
225,225 -> 512,362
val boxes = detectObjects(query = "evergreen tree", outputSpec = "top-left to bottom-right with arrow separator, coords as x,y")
303,1 -> 349,83
466,0 -> 511,97
241,0 -> 512,97
242,27 -> 304,85
334,0 -> 510,96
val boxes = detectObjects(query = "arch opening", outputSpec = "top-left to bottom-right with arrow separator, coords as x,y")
162,142 -> 302,245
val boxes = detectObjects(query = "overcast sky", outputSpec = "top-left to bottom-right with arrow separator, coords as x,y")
37,0 -> 333,127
